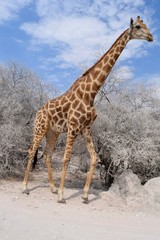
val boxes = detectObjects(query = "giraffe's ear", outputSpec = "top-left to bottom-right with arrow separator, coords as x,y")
130,18 -> 134,28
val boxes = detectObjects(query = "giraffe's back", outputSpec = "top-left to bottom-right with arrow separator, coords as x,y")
35,79 -> 98,135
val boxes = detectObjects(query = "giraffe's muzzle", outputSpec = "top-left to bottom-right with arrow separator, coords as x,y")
147,34 -> 153,42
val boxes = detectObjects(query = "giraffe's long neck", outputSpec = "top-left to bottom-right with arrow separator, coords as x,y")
83,29 -> 131,102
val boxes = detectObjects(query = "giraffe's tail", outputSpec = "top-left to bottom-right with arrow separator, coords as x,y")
31,149 -> 38,171
32,149 -> 43,171
31,149 -> 43,171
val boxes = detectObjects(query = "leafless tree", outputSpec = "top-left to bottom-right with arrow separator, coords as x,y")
1,62 -> 160,186
0,62 -> 58,177
92,73 -> 160,185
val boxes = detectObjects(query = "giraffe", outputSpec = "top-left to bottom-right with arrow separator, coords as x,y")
22,16 -> 153,203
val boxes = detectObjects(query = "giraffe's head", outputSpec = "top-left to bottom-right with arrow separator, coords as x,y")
129,16 -> 153,42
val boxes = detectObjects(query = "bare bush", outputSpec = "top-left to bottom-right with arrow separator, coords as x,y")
0,62 -> 57,178
92,81 -> 160,185
1,62 -> 160,187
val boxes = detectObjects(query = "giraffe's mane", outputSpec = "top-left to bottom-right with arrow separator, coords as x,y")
67,28 -> 129,93
81,28 -> 129,77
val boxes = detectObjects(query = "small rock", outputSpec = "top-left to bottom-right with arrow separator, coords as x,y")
144,177 -> 160,210
109,169 -> 148,208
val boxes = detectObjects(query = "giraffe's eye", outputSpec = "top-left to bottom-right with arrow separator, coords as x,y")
135,25 -> 141,29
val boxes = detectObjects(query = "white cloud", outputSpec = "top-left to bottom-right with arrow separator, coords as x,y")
133,73 -> 160,98
140,73 -> 160,86
0,0 -> 32,24
20,0 -> 154,70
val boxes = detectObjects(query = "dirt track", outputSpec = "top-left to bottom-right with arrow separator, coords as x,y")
1,172 -> 160,240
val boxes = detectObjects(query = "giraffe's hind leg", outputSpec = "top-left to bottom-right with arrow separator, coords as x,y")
22,111 -> 47,194
43,130 -> 59,194
22,133 -> 45,194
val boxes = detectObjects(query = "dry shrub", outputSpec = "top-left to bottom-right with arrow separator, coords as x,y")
92,82 -> 160,185
0,62 -> 57,178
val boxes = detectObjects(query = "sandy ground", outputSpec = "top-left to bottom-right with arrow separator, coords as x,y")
1,171 -> 160,240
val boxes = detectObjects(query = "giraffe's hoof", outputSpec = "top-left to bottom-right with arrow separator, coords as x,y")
57,198 -> 66,204
82,197 -> 88,204
22,189 -> 30,195
51,188 -> 58,194
81,195 -> 89,204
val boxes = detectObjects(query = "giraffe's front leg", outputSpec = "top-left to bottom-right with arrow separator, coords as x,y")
58,130 -> 75,203
82,128 -> 98,203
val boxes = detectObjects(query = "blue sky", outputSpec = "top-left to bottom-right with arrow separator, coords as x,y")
0,0 -> 160,93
